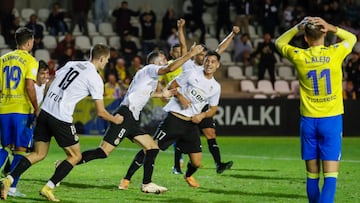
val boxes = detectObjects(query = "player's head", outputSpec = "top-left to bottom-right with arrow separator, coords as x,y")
304,22 -> 325,43
203,50 -> 221,75
15,27 -> 34,51
90,43 -> 110,70
194,44 -> 208,66
147,50 -> 167,66
37,60 -> 50,85
169,43 -> 181,60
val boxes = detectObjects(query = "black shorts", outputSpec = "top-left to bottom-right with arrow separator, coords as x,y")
154,113 -> 201,154
198,117 -> 216,129
34,110 -> 78,148
103,105 -> 147,146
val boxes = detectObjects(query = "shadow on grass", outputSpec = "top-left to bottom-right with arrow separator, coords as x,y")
224,174 -> 303,181
201,187 -> 307,200
202,167 -> 279,172
21,178 -> 115,190
134,196 -> 199,203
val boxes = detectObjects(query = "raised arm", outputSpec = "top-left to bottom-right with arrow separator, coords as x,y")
158,43 -> 204,75
216,26 -> 240,54
177,18 -> 187,56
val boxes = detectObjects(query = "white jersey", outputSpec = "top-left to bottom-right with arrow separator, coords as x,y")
182,59 -> 204,73
41,61 -> 104,123
164,69 -> 221,117
34,83 -> 46,106
121,64 -> 161,120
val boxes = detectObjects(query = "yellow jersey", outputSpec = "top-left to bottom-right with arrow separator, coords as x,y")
159,59 -> 183,85
0,50 -> 38,114
276,27 -> 356,117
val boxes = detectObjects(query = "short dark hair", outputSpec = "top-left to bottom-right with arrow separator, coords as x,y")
147,50 -> 164,64
305,22 -> 324,41
90,44 -> 110,60
15,27 -> 34,46
206,50 -> 221,61
38,60 -> 49,71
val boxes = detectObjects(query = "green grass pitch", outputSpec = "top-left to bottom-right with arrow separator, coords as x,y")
3,136 -> 360,203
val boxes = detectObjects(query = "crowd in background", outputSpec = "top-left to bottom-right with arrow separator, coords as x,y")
0,0 -> 359,99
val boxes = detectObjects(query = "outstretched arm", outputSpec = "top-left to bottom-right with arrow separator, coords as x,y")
177,18 -> 187,56
216,26 -> 240,54
158,43 -> 204,75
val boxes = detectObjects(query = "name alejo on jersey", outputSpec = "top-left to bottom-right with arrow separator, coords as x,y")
304,56 -> 330,64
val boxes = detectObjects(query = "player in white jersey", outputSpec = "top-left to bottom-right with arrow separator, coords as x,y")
77,44 -> 204,194
119,50 -> 223,189
34,60 -> 50,106
172,19 -> 238,174
0,44 -> 123,202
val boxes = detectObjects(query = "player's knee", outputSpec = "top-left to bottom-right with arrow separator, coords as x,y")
203,129 -> 216,139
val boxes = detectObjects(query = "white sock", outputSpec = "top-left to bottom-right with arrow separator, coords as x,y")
46,181 -> 55,189
9,187 -> 16,193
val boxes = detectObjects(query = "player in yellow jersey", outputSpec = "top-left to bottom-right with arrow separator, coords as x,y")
275,17 -> 356,203
0,27 -> 39,199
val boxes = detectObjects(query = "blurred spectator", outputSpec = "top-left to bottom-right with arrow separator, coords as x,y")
251,33 -> 278,87
25,14 -> 44,40
58,47 -> 74,68
2,14 -> 20,49
51,32 -> 76,60
47,60 -> 56,79
167,28 -> 179,49
112,1 -> 140,37
46,2 -> 68,36
233,33 -> 253,65
104,73 -> 123,98
343,0 -> 360,29
343,80 -> 357,100
160,7 -> 177,42
139,5 -> 157,56
120,30 -> 138,68
114,57 -> 128,83
190,0 -> 216,44
215,0 -> 232,41
260,0 -> 278,37
127,55 -> 143,79
233,0 -> 253,35
353,33 -> 360,53
93,0 -> 109,31
344,51 -> 360,97
279,4 -> 294,33
70,0 -> 91,36
32,36 -> 45,55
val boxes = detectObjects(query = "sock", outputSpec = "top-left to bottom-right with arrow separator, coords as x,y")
0,148 -> 9,168
306,171 -> 320,203
77,148 -> 107,165
320,172 -> 338,203
49,160 -> 73,186
124,150 -> 145,180
207,139 -> 221,165
142,149 -> 159,184
10,152 -> 26,188
3,158 -> 11,174
174,144 -> 182,170
185,161 -> 198,178
9,157 -> 31,179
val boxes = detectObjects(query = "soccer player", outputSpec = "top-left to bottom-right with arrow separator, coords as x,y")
275,17 -> 356,203
120,50 -> 223,189
0,27 -> 39,198
77,44 -> 204,193
6,60 -> 50,197
0,43 -> 124,201
173,18 -> 237,174
34,60 -> 50,106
